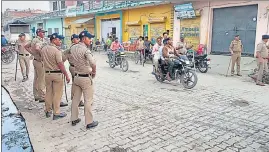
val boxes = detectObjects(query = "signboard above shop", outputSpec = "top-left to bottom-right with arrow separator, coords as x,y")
65,5 -> 84,17
175,3 -> 196,19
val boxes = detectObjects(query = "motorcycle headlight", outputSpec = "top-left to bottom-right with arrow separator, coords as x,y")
185,60 -> 190,65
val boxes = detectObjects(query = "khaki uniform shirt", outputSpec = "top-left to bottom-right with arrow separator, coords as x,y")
29,36 -> 48,61
40,43 -> 63,71
229,40 -> 243,53
256,41 -> 269,58
70,42 -> 96,74
15,39 -> 30,55
176,41 -> 187,54
63,43 -> 77,65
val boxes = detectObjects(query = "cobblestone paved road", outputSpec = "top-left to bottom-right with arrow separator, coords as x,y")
2,53 -> 269,152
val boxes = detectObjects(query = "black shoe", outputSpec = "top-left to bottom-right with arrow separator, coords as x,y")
39,100 -> 45,103
22,77 -> 27,82
60,102 -> 68,107
86,121 -> 99,129
45,111 -> 52,118
72,118 -> 81,126
79,101 -> 84,107
53,112 -> 67,120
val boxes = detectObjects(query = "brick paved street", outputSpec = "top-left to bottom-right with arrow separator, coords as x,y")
2,53 -> 269,152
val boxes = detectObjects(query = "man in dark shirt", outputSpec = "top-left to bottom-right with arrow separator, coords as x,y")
144,36 -> 153,60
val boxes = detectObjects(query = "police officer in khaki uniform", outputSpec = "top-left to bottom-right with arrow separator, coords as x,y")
40,33 -> 70,119
229,35 -> 243,76
63,34 -> 84,107
255,35 -> 269,86
70,31 -> 98,129
16,33 -> 31,82
25,28 -> 47,103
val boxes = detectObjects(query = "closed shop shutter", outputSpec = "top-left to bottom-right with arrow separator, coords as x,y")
128,25 -> 141,41
150,23 -> 165,42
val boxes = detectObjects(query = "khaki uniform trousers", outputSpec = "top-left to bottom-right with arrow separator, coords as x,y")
256,59 -> 268,83
231,52 -> 241,74
71,76 -> 94,125
69,66 -> 84,101
45,73 -> 64,115
33,60 -> 46,100
18,54 -> 30,77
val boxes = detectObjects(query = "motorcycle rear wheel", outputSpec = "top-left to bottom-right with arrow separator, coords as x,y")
180,70 -> 198,89
198,62 -> 208,73
155,69 -> 165,82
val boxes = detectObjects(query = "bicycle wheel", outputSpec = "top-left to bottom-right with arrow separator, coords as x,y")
134,51 -> 140,64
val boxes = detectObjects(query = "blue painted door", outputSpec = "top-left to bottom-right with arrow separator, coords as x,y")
211,5 -> 258,55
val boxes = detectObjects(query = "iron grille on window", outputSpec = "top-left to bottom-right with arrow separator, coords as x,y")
61,1 -> 66,9
88,0 -> 93,10
54,28 -> 59,34
52,1 -> 58,11
48,28 -> 52,35
77,1 -> 83,6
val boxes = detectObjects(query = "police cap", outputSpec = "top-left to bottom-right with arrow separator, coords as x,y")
71,34 -> 79,41
79,31 -> 95,39
262,35 -> 269,39
50,33 -> 65,41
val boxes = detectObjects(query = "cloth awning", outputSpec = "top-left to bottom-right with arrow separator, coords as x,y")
148,17 -> 167,23
126,21 -> 141,26
73,18 -> 94,24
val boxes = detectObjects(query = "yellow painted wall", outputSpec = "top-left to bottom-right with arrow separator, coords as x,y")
64,15 -> 94,47
122,4 -> 173,42
180,17 -> 201,51
95,14 -> 120,41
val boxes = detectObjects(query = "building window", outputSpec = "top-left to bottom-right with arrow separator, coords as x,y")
54,28 -> 59,34
37,23 -> 43,29
53,1 -> 58,11
61,1 -> 66,9
77,1 -> 83,6
48,28 -> 52,35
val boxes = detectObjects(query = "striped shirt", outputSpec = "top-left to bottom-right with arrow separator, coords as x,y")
70,42 -> 96,74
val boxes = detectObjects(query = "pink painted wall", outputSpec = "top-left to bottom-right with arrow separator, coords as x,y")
173,1 -> 269,56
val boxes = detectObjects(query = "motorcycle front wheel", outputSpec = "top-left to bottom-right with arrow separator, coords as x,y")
108,56 -> 115,68
2,51 -> 15,64
121,58 -> 129,72
180,69 -> 198,89
197,62 -> 208,73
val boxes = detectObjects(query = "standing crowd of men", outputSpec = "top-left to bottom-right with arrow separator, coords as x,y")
15,28 -> 98,129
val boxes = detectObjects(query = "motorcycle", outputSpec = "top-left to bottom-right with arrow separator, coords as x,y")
1,45 -> 16,64
107,50 -> 129,72
186,50 -> 210,73
152,55 -> 198,89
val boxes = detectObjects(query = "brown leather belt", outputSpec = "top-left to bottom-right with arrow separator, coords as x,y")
19,54 -> 30,56
45,70 -> 62,73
